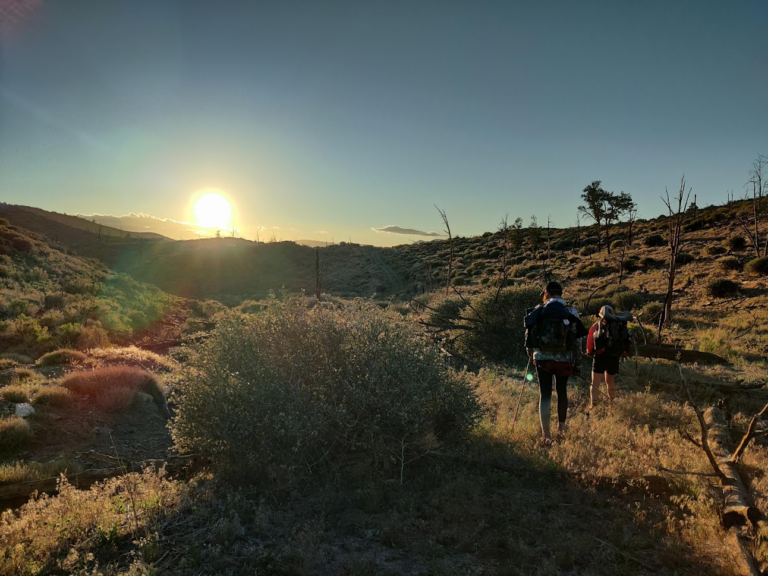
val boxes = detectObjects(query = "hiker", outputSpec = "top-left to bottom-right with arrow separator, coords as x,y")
524,282 -> 588,442
586,305 -> 632,407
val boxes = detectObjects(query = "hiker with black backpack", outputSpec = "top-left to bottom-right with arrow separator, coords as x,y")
586,305 -> 632,408
524,282 -> 588,443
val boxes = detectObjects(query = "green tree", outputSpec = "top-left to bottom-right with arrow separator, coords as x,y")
578,181 -> 610,252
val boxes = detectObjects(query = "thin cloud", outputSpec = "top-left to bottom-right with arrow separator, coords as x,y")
372,225 -> 444,237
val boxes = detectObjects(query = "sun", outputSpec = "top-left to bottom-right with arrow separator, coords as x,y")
194,191 -> 232,230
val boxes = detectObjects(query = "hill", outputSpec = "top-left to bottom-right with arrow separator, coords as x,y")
0,215 -> 178,357
0,204 -> 169,261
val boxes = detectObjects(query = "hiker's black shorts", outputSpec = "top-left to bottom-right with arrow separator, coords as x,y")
592,354 -> 620,376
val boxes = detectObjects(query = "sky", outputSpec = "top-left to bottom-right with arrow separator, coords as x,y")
1,0 -> 767,246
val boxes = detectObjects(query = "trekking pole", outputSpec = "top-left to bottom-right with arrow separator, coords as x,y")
511,357 -> 533,432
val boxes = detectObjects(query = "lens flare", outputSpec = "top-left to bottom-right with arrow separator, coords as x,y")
526,373 -> 533,381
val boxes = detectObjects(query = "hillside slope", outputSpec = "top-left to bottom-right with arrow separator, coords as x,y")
0,216 -> 176,358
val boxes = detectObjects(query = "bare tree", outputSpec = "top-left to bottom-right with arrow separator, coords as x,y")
740,153 -> 768,257
494,216 -> 512,301
546,216 -> 553,261
511,217 -> 524,252
574,214 -> 582,251
658,176 -> 692,343
435,206 -> 453,295
315,247 -> 322,300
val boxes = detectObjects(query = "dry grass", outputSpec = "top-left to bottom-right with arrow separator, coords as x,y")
0,458 -> 81,485
0,468 -> 181,575
35,348 -> 87,367
59,366 -> 155,397
0,385 -> 32,403
0,417 -> 32,455
31,385 -> 73,408
87,345 -> 177,372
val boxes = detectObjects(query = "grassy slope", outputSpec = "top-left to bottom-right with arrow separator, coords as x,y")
0,217 -> 176,358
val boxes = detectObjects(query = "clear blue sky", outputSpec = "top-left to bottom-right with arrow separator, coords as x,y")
1,0 -> 766,245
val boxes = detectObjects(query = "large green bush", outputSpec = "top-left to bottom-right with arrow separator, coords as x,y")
457,285 -> 541,363
171,299 -> 482,481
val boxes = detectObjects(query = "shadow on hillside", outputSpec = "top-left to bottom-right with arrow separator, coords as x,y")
142,435 -> 719,576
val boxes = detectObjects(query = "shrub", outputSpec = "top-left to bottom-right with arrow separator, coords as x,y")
32,385 -> 74,407
718,256 -> 742,271
428,298 -> 467,328
745,257 -> 768,276
639,257 -> 659,269
12,368 -> 35,382
639,301 -> 664,321
727,236 -> 747,251
59,366 -> 165,414
171,300 -> 482,481
700,328 -> 734,358
610,240 -> 624,251
706,279 -> 739,298
612,290 -> 644,312
579,246 -> 597,256
576,264 -> 606,279
36,349 -> 87,367
703,245 -> 727,257
0,353 -> 32,365
0,386 -> 30,403
643,234 -> 665,247
675,253 -> 695,265
458,286 -> 541,363
0,417 -> 32,455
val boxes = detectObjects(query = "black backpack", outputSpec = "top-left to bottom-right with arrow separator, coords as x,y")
534,317 -> 570,353
605,317 -> 632,356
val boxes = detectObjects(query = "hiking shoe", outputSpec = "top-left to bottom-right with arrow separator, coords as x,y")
558,422 -> 568,434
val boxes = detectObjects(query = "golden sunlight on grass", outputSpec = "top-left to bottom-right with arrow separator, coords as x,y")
193,191 -> 233,231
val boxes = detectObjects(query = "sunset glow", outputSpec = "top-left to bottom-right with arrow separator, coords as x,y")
194,192 -> 232,231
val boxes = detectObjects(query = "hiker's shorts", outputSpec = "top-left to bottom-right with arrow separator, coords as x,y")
592,354 -> 620,376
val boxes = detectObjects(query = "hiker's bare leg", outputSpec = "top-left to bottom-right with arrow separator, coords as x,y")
590,372 -> 604,407
605,373 -> 617,400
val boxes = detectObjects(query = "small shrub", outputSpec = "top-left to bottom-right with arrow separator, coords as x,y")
700,328 -> 734,358
612,290 -> 644,312
32,385 -> 74,407
0,386 -> 30,403
428,298 -> 467,328
643,234 -> 665,247
576,264 -> 606,279
44,293 -> 66,309
579,246 -> 597,256
706,279 -> 739,298
0,417 -> 32,455
727,236 -> 747,251
12,368 -> 35,382
0,358 -> 17,370
639,256 -> 659,269
610,240 -> 624,251
60,366 -> 156,397
718,256 -> 742,271
36,349 -> 88,367
703,245 -> 727,257
745,257 -> 768,276
639,301 -> 664,321
675,253 -> 695,265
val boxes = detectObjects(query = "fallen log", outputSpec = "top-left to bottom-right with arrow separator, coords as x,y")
636,345 -> 729,365
704,407 -> 761,528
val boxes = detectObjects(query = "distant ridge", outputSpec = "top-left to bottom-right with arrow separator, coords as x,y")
0,204 -> 170,259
